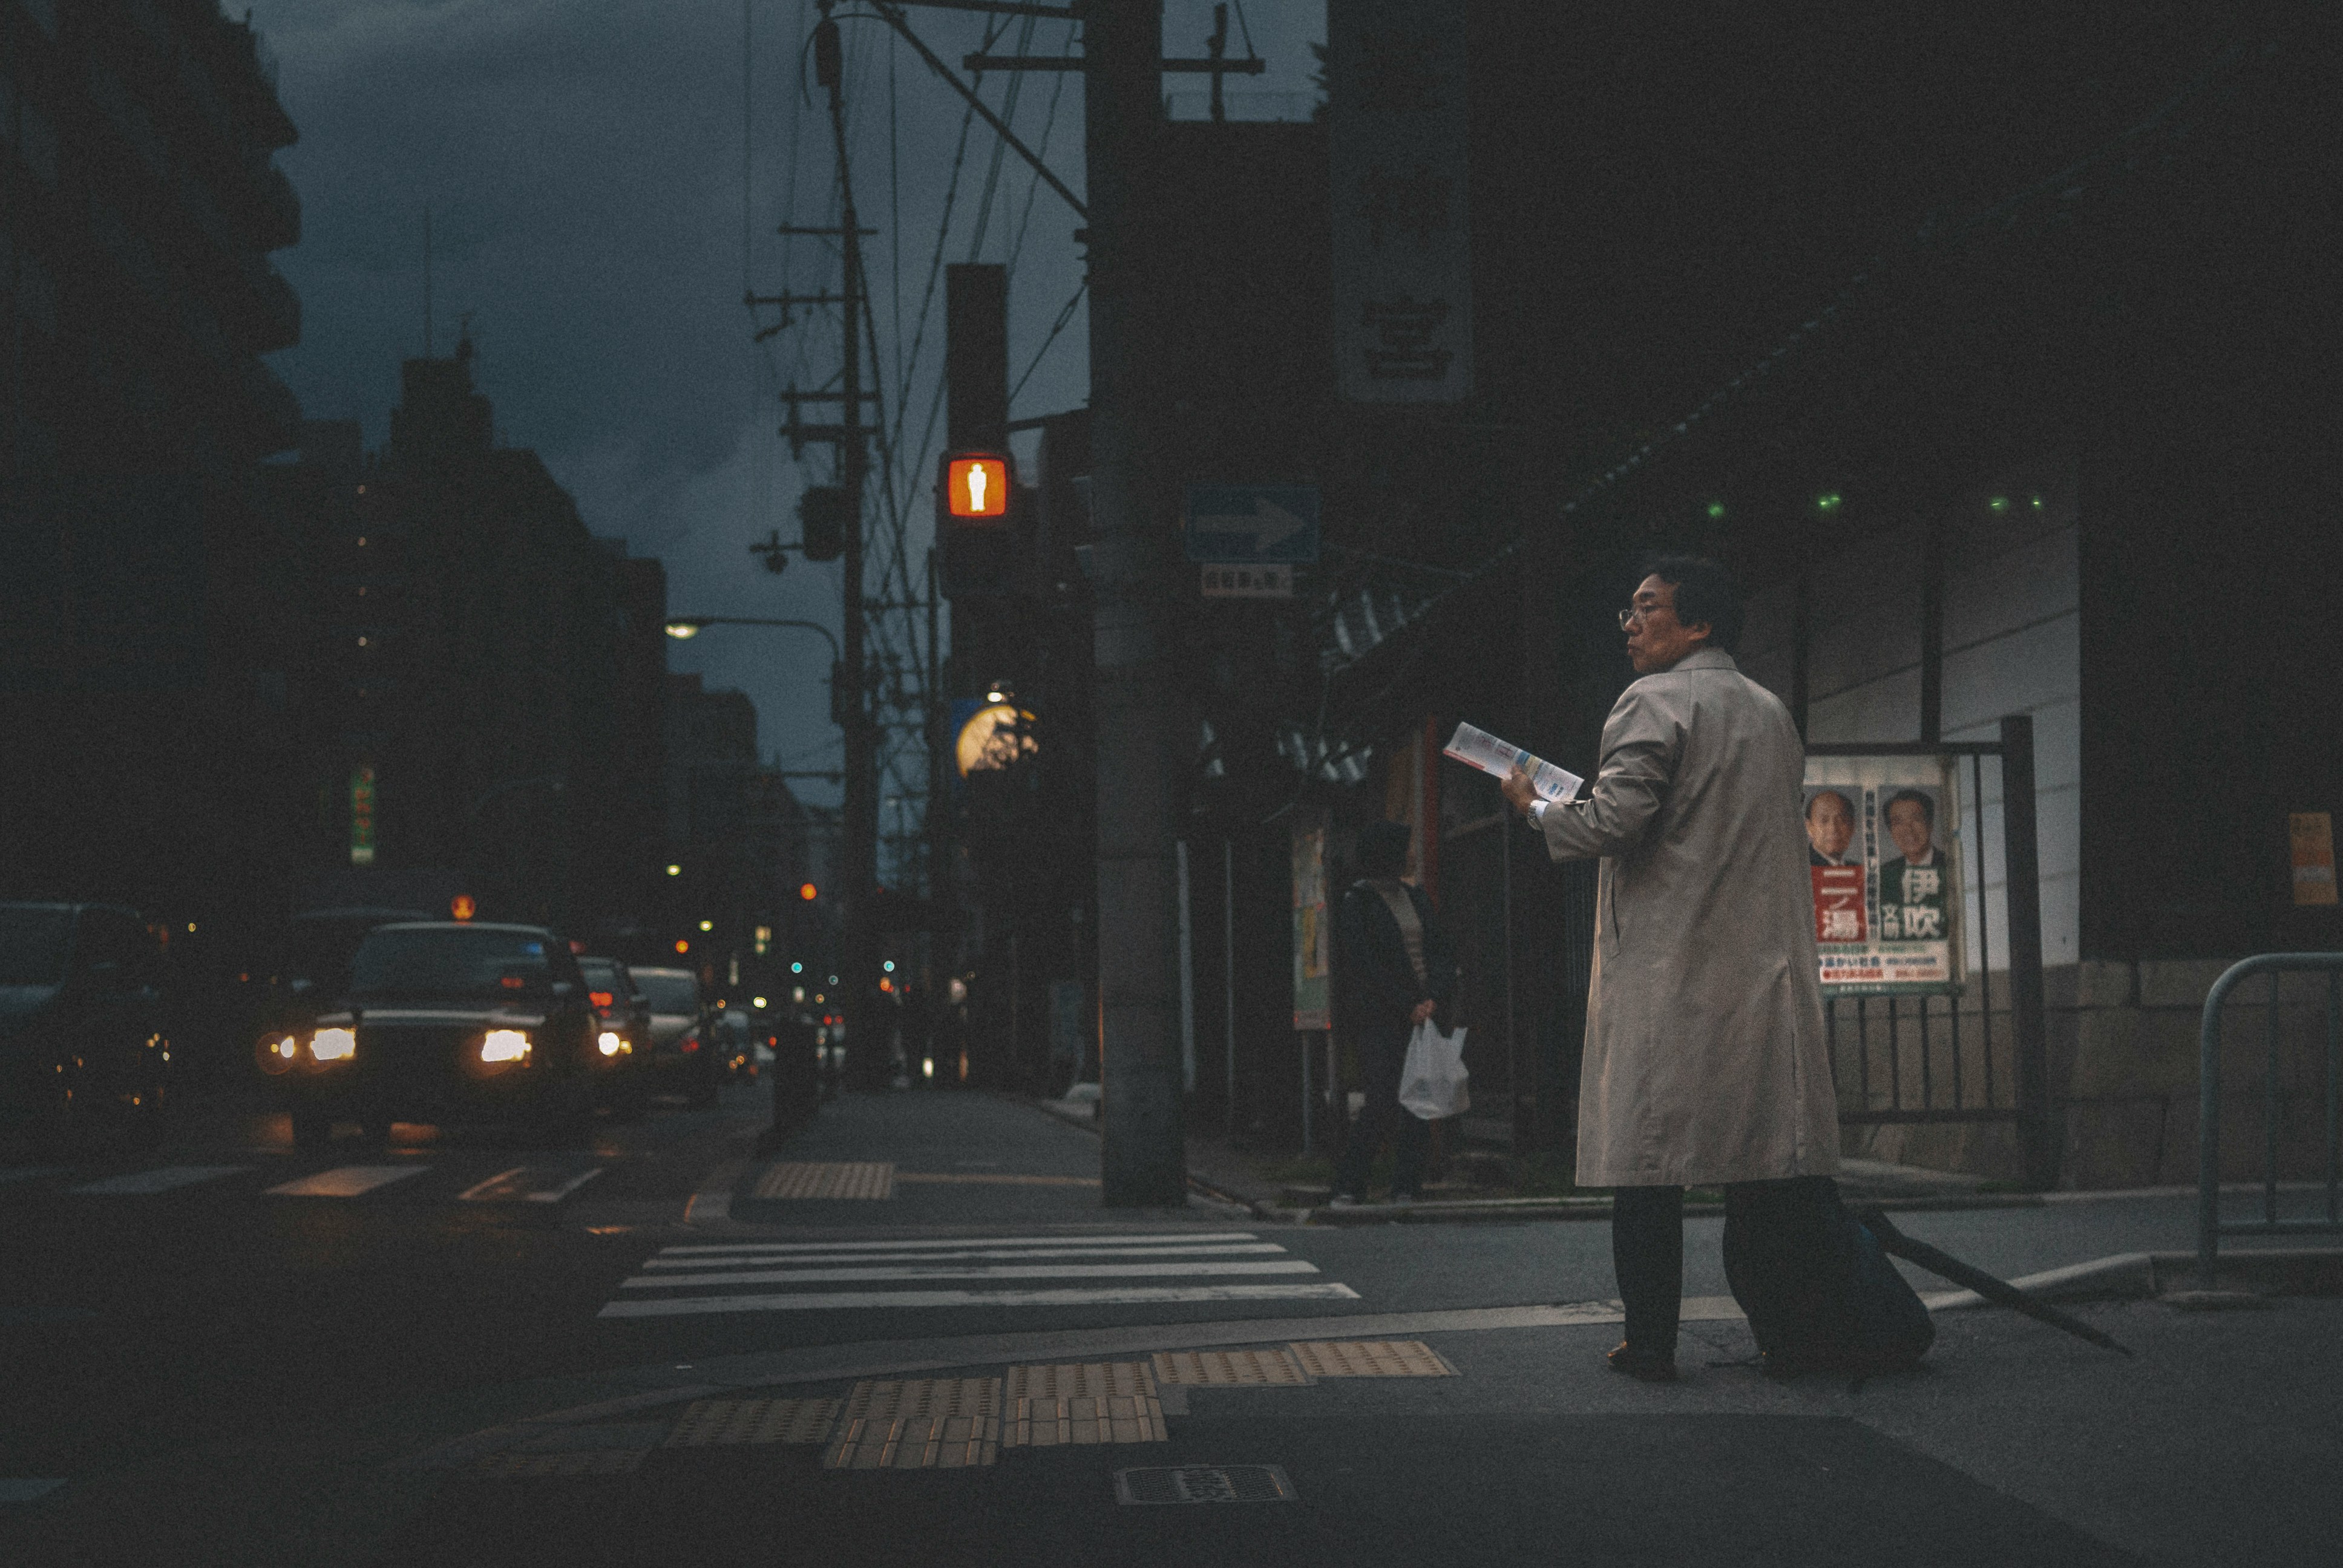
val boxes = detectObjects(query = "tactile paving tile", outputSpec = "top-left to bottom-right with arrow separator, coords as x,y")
665,1397 -> 840,1447
1288,1340 -> 1455,1377
752,1161 -> 896,1200
1003,1362 -> 1165,1446
1150,1347 -> 1310,1387
823,1378 -> 1000,1469
473,1449 -> 648,1477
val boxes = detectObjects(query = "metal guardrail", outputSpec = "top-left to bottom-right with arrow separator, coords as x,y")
2197,953 -> 2343,1284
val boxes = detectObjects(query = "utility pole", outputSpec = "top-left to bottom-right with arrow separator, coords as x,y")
1086,0 -> 1187,1206
756,5 -> 885,1091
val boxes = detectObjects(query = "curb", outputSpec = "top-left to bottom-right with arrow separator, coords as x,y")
1921,1246 -> 2343,1310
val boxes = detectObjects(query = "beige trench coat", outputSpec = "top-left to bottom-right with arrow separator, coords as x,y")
1537,648 -> 1839,1187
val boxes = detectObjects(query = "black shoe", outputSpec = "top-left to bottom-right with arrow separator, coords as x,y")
1607,1342 -> 1679,1382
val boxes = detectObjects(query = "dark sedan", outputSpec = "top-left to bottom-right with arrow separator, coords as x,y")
266,921 -> 598,1146
0,903 -> 172,1152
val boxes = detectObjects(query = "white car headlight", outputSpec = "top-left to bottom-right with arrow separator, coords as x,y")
597,1030 -> 626,1057
309,1027 -> 357,1062
480,1029 -> 531,1063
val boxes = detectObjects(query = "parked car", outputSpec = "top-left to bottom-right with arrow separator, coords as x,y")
575,954 -> 649,1119
629,965 -> 717,1106
266,921 -> 597,1146
0,903 -> 173,1151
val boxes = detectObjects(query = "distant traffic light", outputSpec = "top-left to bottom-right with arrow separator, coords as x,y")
799,882 -> 818,901
798,485 -> 849,561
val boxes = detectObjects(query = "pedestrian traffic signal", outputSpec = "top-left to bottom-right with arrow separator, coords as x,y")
941,454 -> 1010,522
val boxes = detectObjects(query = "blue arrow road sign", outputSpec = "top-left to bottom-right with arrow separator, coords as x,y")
1184,484 -> 1321,564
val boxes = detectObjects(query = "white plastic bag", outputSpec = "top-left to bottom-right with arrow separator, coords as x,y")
1398,1020 -> 1469,1120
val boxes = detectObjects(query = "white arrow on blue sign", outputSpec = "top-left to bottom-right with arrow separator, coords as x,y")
1184,484 -> 1321,564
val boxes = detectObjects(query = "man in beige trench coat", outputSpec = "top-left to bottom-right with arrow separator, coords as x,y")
1503,555 -> 1841,1382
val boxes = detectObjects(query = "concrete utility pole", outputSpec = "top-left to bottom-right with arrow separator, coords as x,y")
1086,0 -> 1188,1206
753,5 -> 883,1091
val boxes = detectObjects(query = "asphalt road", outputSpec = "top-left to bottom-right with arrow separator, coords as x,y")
3,1085 -> 2337,1566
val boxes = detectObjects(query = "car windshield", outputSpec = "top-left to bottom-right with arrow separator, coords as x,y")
348,928 -> 553,998
576,959 -> 622,987
636,972 -> 699,1014
0,907 -> 76,987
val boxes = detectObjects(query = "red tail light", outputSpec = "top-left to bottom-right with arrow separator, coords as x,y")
680,1033 -> 700,1053
589,990 -> 614,1010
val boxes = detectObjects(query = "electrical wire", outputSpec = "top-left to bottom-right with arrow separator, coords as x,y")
1007,279 -> 1084,410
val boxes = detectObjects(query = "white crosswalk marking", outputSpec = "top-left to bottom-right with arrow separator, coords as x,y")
266,1165 -> 427,1198
457,1166 -> 605,1204
71,1166 -> 251,1195
597,1230 -> 1360,1320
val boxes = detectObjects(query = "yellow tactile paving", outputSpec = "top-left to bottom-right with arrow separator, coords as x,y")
1288,1339 -> 1455,1377
893,1172 -> 1101,1186
823,1378 -> 1001,1469
474,1449 -> 647,1477
665,1397 -> 840,1447
1151,1347 -> 1310,1387
752,1161 -> 896,1200
1003,1362 -> 1166,1446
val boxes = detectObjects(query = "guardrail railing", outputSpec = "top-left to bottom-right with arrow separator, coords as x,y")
2198,952 -> 2343,1284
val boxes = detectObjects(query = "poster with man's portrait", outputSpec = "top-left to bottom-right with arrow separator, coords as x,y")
1801,759 -> 1964,996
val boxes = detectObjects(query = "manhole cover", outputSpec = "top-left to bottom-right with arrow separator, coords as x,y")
1115,1465 -> 1295,1504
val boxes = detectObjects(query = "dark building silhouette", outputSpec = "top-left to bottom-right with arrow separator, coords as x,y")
0,1 -> 304,961
664,671 -> 829,998
261,339 -> 670,942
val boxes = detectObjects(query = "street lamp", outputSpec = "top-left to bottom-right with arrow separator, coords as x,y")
664,616 -> 840,659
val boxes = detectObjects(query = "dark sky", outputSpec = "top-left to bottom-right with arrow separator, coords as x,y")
263,0 -> 1324,814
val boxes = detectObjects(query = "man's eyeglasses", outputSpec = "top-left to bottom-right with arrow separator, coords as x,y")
1618,602 -> 1674,630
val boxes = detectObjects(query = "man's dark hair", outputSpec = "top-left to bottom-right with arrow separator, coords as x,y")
1885,788 -> 1935,829
1641,554 -> 1745,653
1356,821 -> 1411,878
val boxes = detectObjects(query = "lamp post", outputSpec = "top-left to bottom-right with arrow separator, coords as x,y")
665,615 -> 852,1145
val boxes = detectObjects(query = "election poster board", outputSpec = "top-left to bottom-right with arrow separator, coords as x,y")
1803,756 -> 1964,996
1291,818 -> 1332,1030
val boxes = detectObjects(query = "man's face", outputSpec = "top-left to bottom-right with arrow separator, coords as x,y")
1806,792 -> 1853,860
1887,798 -> 1933,861
1624,574 -> 1711,674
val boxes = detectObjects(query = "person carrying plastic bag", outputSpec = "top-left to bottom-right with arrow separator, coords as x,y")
1329,821 -> 1457,1208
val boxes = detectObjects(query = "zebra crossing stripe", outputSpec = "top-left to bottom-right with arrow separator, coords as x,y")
620,1258 -> 1322,1290
657,1231 -> 1260,1256
267,1165 -> 427,1198
640,1241 -> 1291,1269
458,1166 -> 605,1203
70,1166 -> 251,1195
599,1282 -> 1362,1319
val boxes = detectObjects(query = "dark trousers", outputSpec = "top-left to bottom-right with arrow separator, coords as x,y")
1611,1175 -> 1843,1357
1332,1028 -> 1430,1199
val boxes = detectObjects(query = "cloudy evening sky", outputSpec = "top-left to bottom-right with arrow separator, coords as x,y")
261,0 -> 1325,809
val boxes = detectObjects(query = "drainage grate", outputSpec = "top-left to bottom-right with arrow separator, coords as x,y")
1288,1340 -> 1455,1378
1152,1348 -> 1309,1387
752,1161 -> 896,1200
474,1449 -> 647,1478
1115,1465 -> 1295,1504
666,1398 -> 840,1447
824,1378 -> 1000,1469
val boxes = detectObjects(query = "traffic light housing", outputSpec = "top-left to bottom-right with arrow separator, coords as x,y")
799,485 -> 848,562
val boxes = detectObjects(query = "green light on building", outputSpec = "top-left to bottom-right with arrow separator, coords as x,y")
1989,495 -> 2009,514
1816,492 -> 1842,514
1705,501 -> 1726,520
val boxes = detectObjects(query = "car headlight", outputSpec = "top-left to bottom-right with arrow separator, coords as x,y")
597,1030 -> 628,1057
480,1028 -> 532,1063
309,1027 -> 357,1063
